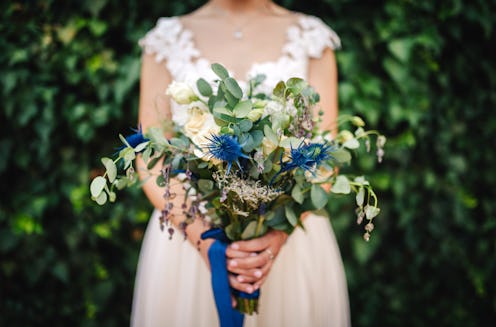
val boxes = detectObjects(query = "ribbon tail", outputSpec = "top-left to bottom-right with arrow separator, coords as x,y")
205,237 -> 244,327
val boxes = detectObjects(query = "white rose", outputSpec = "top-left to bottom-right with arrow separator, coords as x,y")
263,100 -> 284,117
166,81 -> 198,105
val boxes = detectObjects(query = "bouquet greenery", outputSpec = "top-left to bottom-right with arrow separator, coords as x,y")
90,63 -> 385,314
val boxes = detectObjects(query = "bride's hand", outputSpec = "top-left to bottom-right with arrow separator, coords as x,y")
225,229 -> 288,293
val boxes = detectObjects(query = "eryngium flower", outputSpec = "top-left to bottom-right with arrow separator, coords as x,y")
205,134 -> 249,174
281,142 -> 335,173
118,126 -> 149,151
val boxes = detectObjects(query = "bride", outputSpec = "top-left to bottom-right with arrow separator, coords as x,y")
131,0 -> 350,326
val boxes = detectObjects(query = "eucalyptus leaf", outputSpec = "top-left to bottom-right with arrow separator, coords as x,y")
365,205 -> 381,219
225,77 -> 243,99
147,156 -> 161,170
155,173 -> 166,187
94,191 -> 107,205
169,137 -> 187,148
197,78 -> 213,96
356,186 -> 365,206
90,176 -> 106,198
311,184 -> 328,209
198,179 -> 214,193
285,205 -> 298,226
238,119 -> 253,132
142,146 -> 151,163
101,158 -> 116,183
233,100 -> 252,118
134,141 -> 150,153
273,81 -> 286,97
343,138 -> 360,149
214,107 -> 233,116
211,63 -> 229,79
332,148 -> 352,164
114,178 -> 128,190
331,175 -> 351,194
241,221 -> 257,240
286,77 -> 306,95
291,184 -> 305,204
251,130 -> 264,147
240,134 -> 254,152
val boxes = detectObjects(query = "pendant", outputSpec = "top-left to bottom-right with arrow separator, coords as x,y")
233,30 -> 243,39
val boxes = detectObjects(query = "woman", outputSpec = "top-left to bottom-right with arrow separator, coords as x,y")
131,0 -> 350,326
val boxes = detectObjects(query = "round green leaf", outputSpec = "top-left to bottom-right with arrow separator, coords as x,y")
332,148 -> 352,164
224,77 -> 243,99
311,184 -> 328,209
197,78 -> 213,96
285,206 -> 298,226
365,205 -> 381,219
108,191 -> 116,202
198,179 -> 214,193
238,119 -> 253,132
241,221 -> 257,240
211,63 -> 229,79
94,191 -> 107,205
291,184 -> 304,204
90,176 -> 106,198
356,186 -> 365,206
233,100 -> 252,118
331,175 -> 351,194
101,157 -> 117,183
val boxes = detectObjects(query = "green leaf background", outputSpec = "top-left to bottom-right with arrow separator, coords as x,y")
1,0 -> 495,326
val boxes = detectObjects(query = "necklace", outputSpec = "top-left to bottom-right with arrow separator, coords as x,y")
209,1 -> 274,40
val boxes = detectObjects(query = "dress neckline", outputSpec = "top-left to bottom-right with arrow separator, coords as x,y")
174,13 -> 304,81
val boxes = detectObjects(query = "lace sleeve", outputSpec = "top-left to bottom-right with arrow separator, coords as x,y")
138,17 -> 200,71
287,15 -> 341,60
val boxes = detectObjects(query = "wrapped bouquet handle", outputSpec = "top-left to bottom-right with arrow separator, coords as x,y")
202,228 -> 260,326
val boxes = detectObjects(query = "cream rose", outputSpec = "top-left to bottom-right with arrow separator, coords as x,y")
166,81 -> 198,105
262,137 -> 278,156
184,107 -> 209,136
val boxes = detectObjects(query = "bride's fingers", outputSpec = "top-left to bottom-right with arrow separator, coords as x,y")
230,236 -> 270,253
225,247 -> 256,259
228,261 -> 272,281
227,253 -> 268,271
228,274 -> 257,294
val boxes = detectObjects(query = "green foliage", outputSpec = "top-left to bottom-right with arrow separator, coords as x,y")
1,0 -> 495,326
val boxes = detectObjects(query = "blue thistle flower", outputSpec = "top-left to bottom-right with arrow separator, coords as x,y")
205,134 -> 250,174
282,142 -> 335,173
271,142 -> 335,184
118,125 -> 149,152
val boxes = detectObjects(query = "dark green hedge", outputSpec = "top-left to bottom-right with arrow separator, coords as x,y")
1,0 -> 494,326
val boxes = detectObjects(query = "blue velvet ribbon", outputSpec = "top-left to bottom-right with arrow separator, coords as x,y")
201,228 -> 260,327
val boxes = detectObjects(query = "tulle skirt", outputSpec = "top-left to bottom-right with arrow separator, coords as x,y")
131,210 -> 350,327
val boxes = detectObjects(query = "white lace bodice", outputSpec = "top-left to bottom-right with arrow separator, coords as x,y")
139,14 -> 340,125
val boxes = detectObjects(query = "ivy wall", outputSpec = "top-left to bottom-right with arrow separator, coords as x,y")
1,0 -> 495,326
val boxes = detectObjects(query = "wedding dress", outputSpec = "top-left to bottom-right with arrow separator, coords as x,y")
131,13 -> 350,327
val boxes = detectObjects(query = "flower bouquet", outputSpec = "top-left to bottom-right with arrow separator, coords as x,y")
90,63 -> 385,317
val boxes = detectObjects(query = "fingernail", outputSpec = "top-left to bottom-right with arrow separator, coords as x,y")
231,243 -> 239,250
254,270 -> 262,278
237,275 -> 244,282
250,253 -> 257,257
247,286 -> 253,293
229,260 -> 237,267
